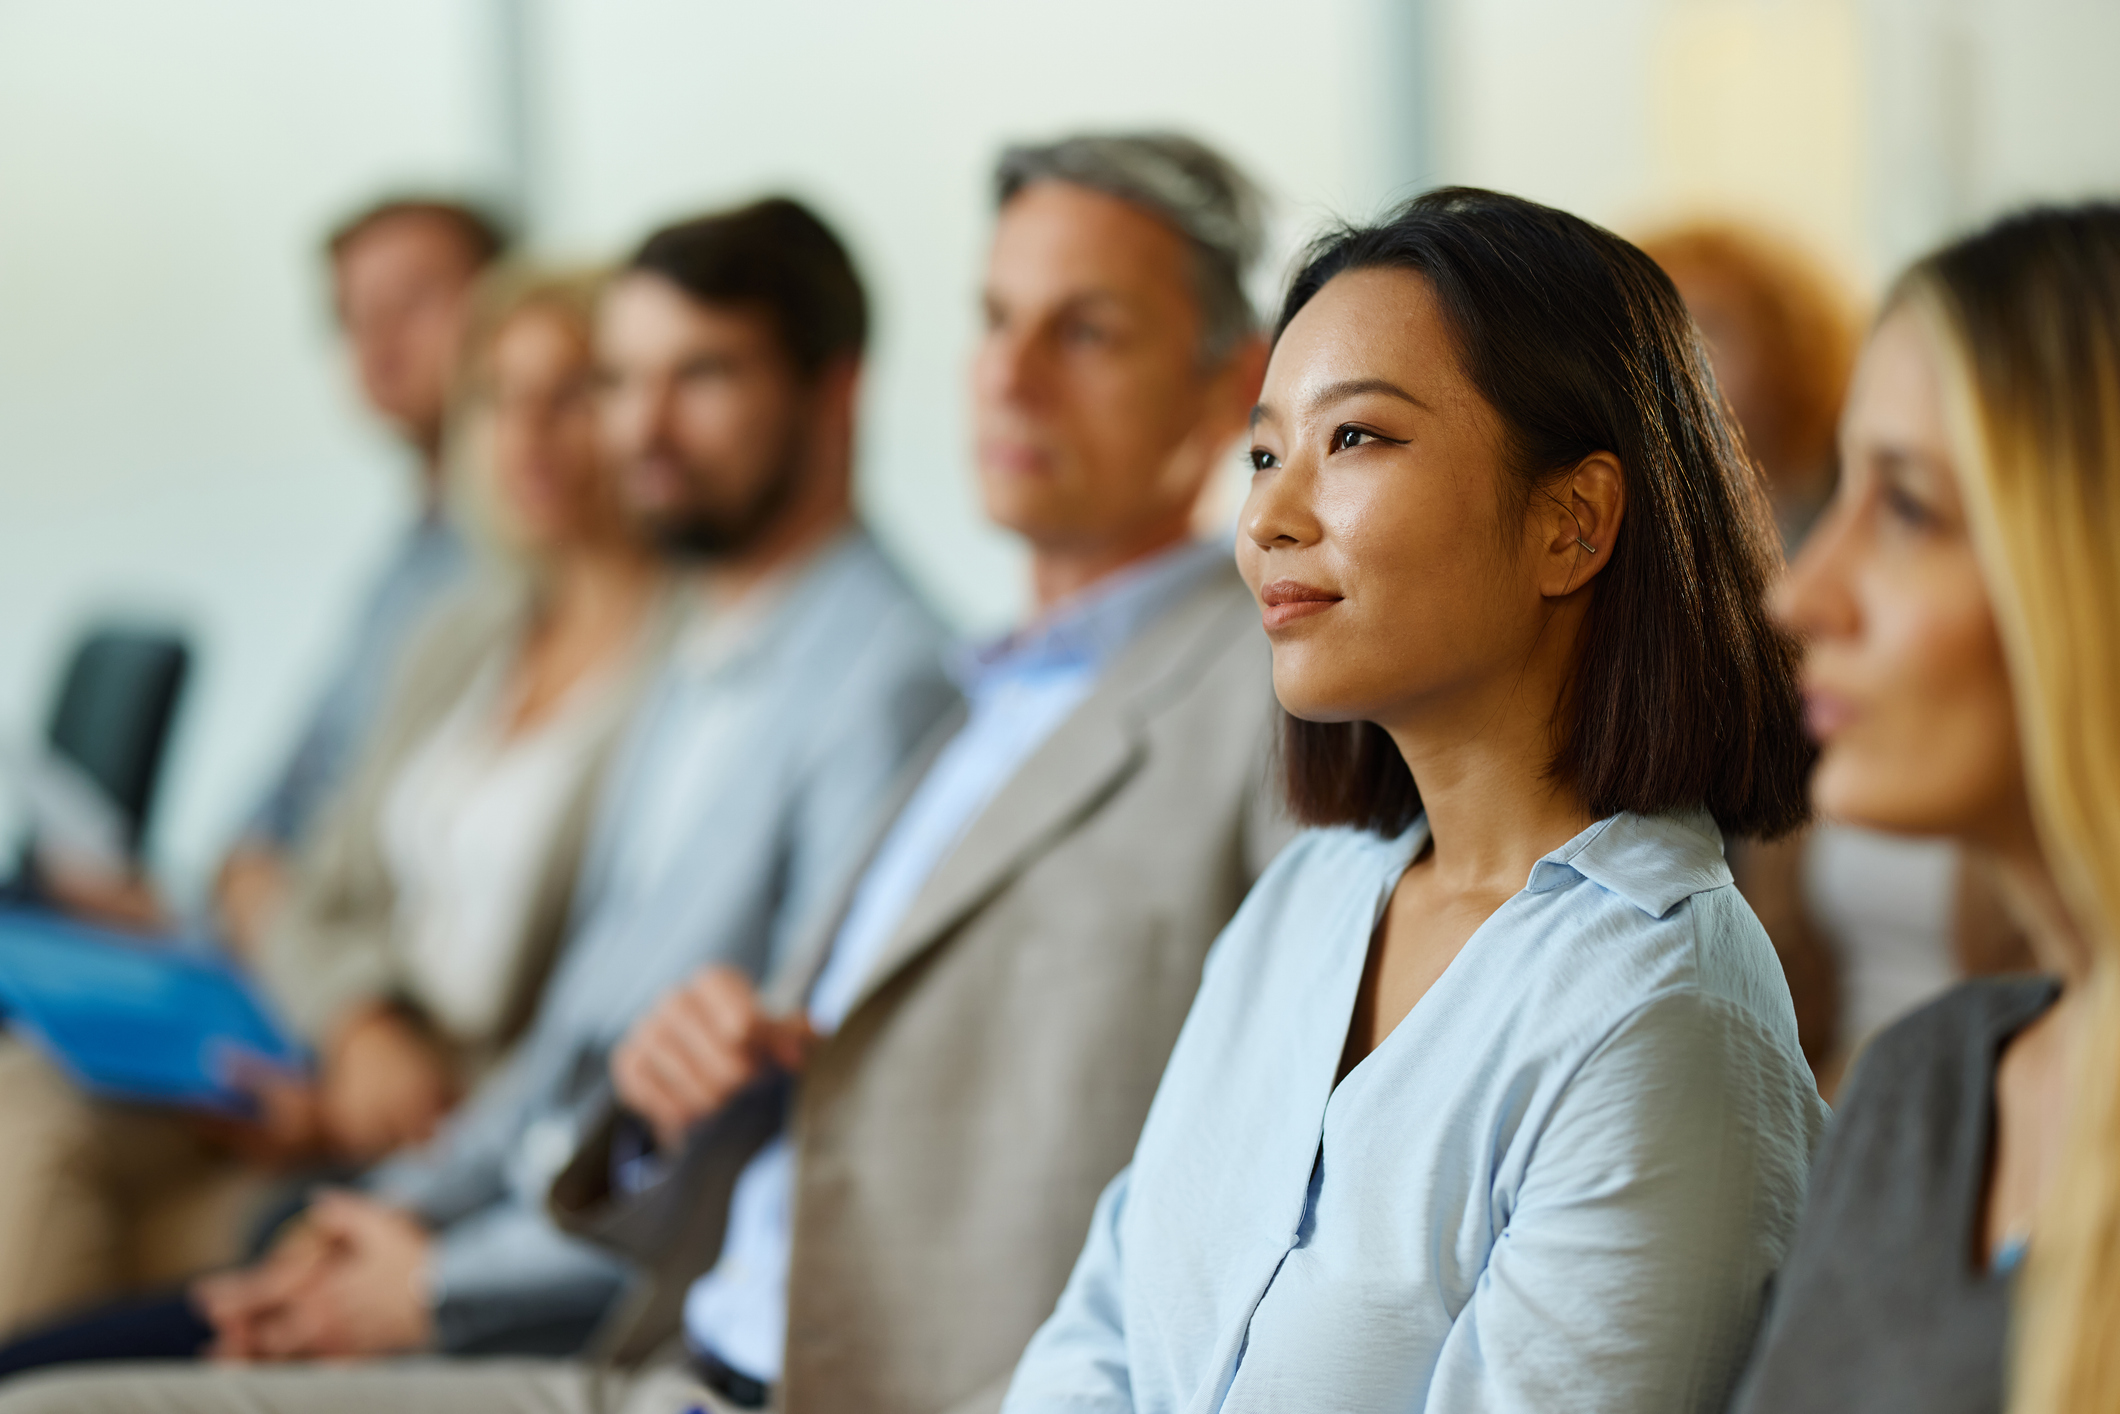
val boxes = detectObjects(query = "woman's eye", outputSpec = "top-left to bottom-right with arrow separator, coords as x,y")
1331,425 -> 1378,453
1249,446 -> 1279,473
1880,481 -> 1938,531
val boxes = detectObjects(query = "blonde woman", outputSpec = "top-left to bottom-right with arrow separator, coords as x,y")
247,267 -> 670,1153
1733,203 -> 2120,1412
1645,223 -> 2036,1097
0,268 -> 667,1337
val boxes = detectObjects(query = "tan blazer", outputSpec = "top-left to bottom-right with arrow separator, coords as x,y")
553,559 -> 1290,1414
257,573 -> 671,1076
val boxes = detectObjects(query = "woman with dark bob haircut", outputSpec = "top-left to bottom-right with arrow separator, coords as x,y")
1002,188 -> 1827,1414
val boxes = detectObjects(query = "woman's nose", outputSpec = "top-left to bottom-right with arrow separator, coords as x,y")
1242,455 -> 1319,552
1773,492 -> 1860,641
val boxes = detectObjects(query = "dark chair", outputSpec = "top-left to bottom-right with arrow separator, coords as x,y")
42,627 -> 192,858
6,628 -> 192,904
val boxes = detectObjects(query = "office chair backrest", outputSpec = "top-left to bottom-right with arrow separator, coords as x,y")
44,627 -> 191,857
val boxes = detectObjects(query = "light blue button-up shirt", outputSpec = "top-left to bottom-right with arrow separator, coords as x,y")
683,538 -> 1231,1381
1003,810 -> 1830,1414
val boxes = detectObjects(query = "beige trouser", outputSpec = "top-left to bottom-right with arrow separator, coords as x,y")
0,1359 -> 764,1414
0,1038 -> 275,1336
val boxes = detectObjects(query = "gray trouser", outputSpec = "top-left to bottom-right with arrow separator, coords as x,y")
0,1358 -> 768,1414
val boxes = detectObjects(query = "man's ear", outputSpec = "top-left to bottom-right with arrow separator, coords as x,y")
822,355 -> 862,421
1215,333 -> 1270,426
804,355 -> 863,454
1175,333 -> 1272,514
1538,452 -> 1627,598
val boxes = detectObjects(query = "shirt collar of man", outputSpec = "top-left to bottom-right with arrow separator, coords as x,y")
954,537 -> 1230,696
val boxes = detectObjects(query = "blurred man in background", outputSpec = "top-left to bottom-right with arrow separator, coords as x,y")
214,197 -> 508,956
553,132 -> 1289,1414
0,195 -> 508,1334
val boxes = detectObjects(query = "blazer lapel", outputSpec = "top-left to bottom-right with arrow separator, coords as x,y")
836,562 -> 1253,1021
757,702 -> 968,1016
839,697 -> 1145,1021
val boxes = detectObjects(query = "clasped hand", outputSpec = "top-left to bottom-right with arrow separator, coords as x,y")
192,1189 -> 433,1361
610,965 -> 816,1155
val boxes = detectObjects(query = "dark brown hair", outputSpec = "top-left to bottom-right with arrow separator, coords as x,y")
325,195 -> 510,270
628,197 -> 868,378
1276,187 -> 1811,839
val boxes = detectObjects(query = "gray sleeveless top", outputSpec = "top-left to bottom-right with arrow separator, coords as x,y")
1730,975 -> 2061,1414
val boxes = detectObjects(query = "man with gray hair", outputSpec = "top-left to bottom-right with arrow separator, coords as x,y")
0,131 -> 1285,1414
558,127 -> 1289,1414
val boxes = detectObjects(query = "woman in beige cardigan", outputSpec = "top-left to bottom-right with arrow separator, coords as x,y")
0,268 -> 667,1336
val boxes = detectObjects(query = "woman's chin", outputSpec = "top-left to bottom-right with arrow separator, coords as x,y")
1268,680 -> 1374,727
1808,758 -> 1968,841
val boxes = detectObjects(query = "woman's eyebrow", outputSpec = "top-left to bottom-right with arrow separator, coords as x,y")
1307,377 -> 1431,414
1252,377 -> 1431,431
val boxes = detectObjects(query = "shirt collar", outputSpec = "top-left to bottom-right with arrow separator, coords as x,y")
1526,807 -> 1731,918
954,538 -> 1230,692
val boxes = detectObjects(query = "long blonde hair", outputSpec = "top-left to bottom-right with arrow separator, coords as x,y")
1900,202 -> 2120,1413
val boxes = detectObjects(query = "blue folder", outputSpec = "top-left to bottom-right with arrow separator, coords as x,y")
0,907 -> 305,1115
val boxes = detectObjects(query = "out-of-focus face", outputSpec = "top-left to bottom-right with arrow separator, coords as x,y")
1664,262 -> 1775,464
1241,267 -> 1587,726
1773,307 -> 2025,842
595,271 -> 807,555
973,181 -> 1228,555
474,306 -> 617,555
333,215 -> 483,444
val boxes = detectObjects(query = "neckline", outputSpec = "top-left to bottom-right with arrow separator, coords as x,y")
1329,819 -> 1511,1095
1959,976 -> 2066,1284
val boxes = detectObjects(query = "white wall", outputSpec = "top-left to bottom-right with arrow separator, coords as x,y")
4,0 -> 2119,897
1439,0 -> 2120,295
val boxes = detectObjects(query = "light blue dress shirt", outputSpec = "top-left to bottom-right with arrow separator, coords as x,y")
683,539 -> 1232,1382
1003,810 -> 1829,1414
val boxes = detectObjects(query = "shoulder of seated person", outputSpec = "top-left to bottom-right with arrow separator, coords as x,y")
1840,975 -> 2059,1110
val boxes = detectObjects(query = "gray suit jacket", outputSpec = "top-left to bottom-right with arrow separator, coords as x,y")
553,558 -> 1289,1413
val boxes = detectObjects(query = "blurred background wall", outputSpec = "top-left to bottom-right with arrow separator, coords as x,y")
3,0 -> 2118,896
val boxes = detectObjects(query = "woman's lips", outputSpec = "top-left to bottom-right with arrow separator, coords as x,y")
1802,688 -> 1858,742
1258,579 -> 1342,631
978,439 -> 1053,477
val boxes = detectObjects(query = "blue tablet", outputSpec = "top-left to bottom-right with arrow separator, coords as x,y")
0,907 -> 306,1115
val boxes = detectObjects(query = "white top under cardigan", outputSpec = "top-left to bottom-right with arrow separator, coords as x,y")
1002,809 -> 1830,1414
379,653 -> 628,1043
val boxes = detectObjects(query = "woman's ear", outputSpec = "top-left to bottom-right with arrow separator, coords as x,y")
1538,452 -> 1627,598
